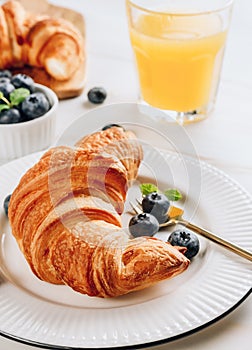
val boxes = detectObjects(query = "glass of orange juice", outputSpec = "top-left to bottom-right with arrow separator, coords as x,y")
126,0 -> 234,124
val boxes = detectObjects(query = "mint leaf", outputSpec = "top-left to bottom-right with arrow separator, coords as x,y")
140,183 -> 159,195
10,88 -> 30,106
140,182 -> 183,201
164,189 -> 182,201
0,104 -> 10,112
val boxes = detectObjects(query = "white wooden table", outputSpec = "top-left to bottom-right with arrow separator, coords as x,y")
0,0 -> 251,349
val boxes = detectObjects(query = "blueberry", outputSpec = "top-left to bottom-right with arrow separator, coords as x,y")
11,74 -> 35,93
87,87 -> 107,104
102,123 -> 124,131
0,77 -> 11,85
3,194 -> 11,217
168,229 -> 200,259
0,82 -> 15,99
142,192 -> 170,224
0,108 -> 22,124
129,212 -> 159,238
21,92 -> 50,119
0,70 -> 12,79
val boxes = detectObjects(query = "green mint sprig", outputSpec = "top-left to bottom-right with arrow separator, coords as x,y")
139,183 -> 158,195
164,188 -> 182,201
140,183 -> 183,201
0,88 -> 30,111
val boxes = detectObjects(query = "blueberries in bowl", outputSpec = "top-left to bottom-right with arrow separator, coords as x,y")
0,71 -> 52,124
11,73 -> 35,93
21,92 -> 50,120
168,229 -> 200,259
0,77 -> 11,85
0,81 -> 15,99
129,212 -> 159,238
0,108 -> 22,124
0,70 -> 12,79
142,192 -> 170,224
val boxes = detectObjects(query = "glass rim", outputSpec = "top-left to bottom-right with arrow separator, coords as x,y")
126,0 -> 234,16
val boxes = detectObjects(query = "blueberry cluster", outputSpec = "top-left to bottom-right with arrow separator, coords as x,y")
129,192 -> 170,238
0,70 -> 50,124
128,191 -> 200,259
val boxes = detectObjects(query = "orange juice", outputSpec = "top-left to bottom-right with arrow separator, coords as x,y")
129,14 -> 227,112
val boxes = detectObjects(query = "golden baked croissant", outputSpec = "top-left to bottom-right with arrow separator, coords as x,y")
0,0 -> 84,81
8,126 -> 189,297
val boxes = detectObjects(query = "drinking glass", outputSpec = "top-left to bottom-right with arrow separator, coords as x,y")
126,0 -> 234,124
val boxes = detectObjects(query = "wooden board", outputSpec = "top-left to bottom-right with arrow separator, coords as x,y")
11,0 -> 86,99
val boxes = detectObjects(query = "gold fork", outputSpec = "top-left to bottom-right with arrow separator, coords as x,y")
130,200 -> 252,262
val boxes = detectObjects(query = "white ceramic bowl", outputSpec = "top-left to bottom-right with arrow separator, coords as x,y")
0,83 -> 58,162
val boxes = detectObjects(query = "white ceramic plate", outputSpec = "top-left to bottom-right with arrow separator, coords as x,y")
0,111 -> 252,349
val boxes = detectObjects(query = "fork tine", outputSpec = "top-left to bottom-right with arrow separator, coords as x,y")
135,198 -> 142,208
129,201 -> 142,215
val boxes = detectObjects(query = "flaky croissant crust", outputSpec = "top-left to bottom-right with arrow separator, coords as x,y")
0,1 -> 84,81
9,127 -> 189,298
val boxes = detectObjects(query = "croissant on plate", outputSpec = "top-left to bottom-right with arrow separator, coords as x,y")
0,0 -> 84,81
8,126 -> 190,298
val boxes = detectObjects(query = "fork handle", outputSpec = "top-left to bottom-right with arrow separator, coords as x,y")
178,219 -> 252,262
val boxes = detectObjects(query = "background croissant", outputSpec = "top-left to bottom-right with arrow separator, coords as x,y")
8,126 -> 189,298
0,0 -> 84,81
